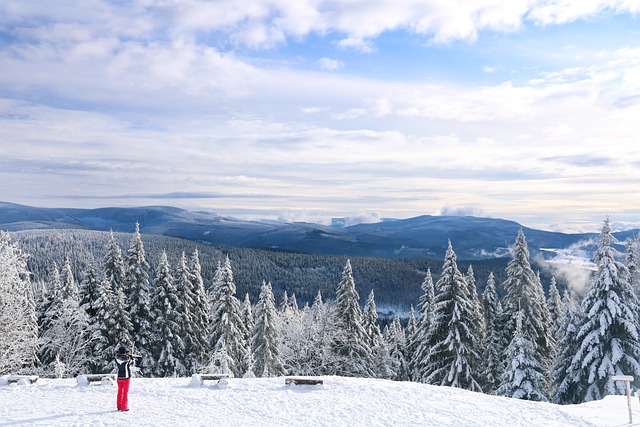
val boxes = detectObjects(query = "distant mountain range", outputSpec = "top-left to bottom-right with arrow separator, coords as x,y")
0,201 -> 635,260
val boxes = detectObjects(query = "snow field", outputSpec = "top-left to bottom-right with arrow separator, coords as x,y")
0,376 -> 619,427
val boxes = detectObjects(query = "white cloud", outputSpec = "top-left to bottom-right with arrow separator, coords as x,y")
336,36 -> 376,53
3,1 -> 640,231
438,205 -> 485,217
316,57 -> 344,71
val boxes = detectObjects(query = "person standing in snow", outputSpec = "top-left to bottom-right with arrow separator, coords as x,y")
114,346 -> 135,411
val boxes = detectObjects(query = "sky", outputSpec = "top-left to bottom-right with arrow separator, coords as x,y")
2,1 -> 640,233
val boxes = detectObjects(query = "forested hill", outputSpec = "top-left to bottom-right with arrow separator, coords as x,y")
1,201 -> 634,260
10,228 -> 518,313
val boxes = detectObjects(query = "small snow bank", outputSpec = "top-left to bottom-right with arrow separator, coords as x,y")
0,376 -> 624,426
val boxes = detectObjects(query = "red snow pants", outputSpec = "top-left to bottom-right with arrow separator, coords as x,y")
117,378 -> 130,411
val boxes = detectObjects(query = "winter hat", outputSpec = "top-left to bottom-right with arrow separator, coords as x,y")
117,347 -> 128,355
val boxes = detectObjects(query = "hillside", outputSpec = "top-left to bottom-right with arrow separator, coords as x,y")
10,228 -> 513,313
1,201 -> 628,261
0,376 -> 624,426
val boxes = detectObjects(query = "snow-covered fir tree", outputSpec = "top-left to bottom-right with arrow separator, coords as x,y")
242,293 -> 255,378
252,281 -> 285,377
40,258 -> 93,377
278,288 -> 314,375
552,290 -> 583,404
404,305 -> 418,379
207,256 -> 248,377
386,316 -> 411,381
501,230 -> 554,383
569,218 -> 640,402
328,259 -> 374,377
307,290 -> 336,375
0,232 -> 39,373
187,248 -> 211,371
102,231 -> 132,350
173,252 -> 197,373
422,241 -> 483,391
412,269 -> 435,381
465,264 -> 486,369
125,223 -> 154,370
481,272 -> 506,393
625,235 -> 640,298
37,262 -> 61,365
150,251 -> 186,377
363,289 -> 392,379
496,311 -> 547,401
104,230 -> 127,298
79,259 -> 113,372
547,276 -> 564,338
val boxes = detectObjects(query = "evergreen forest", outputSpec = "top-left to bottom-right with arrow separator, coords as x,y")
2,218 -> 639,405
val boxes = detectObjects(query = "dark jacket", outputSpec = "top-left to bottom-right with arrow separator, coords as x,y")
115,354 -> 134,379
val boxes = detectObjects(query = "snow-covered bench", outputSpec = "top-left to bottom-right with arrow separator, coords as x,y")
190,373 -> 230,388
0,375 -> 39,386
76,373 -> 116,386
285,376 -> 323,386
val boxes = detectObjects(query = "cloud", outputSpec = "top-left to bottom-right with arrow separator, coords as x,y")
316,57 -> 344,71
3,2 -> 640,232
534,239 -> 597,296
437,205 -> 485,217
336,36 -> 376,53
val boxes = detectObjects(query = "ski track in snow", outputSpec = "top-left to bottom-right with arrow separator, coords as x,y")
0,376 -> 635,426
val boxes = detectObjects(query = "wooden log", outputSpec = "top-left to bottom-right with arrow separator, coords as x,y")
285,377 -> 323,386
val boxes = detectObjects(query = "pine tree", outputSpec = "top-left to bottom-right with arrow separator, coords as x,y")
0,232 -> 39,373
150,251 -> 186,377
412,270 -> 435,381
103,231 -> 131,350
242,293 -> 255,377
569,218 -> 640,402
207,256 -> 248,377
386,316 -> 411,381
252,282 -> 285,377
104,230 -> 127,298
547,276 -> 564,338
363,289 -> 392,378
37,262 -> 61,367
40,258 -> 93,377
278,287 -> 311,375
404,305 -> 418,380
79,259 -> 111,373
496,311 -> 547,401
625,236 -> 640,298
125,223 -> 154,371
188,248 -> 211,371
173,252 -> 196,373
423,241 -> 483,391
465,264 -> 486,377
501,230 -> 554,382
481,272 -> 506,393
308,290 -> 336,375
552,290 -> 583,404
328,259 -> 374,377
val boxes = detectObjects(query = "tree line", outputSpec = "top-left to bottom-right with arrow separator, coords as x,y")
2,218 -> 638,405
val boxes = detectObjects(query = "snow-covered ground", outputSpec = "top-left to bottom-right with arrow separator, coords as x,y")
0,376 -> 636,426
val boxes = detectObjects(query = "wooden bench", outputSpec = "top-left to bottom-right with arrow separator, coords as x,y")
77,373 -> 116,386
0,375 -> 39,386
285,377 -> 323,386
190,373 -> 230,388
